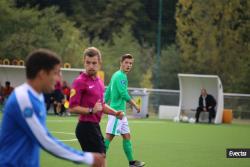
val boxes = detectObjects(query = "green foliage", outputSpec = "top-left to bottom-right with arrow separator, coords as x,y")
0,1 -> 156,88
14,0 -> 178,47
91,26 -> 153,87
69,0 -> 178,46
8,0 -> 180,89
176,0 -> 250,93
66,0 -> 142,42
140,68 -> 153,88
133,0 -> 178,46
0,0 -> 87,67
158,44 -> 180,89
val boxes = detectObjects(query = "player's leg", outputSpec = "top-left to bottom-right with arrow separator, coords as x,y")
76,122 -> 107,167
208,108 -> 216,123
122,133 -> 133,162
195,107 -> 203,123
95,124 -> 107,167
53,101 -> 58,115
105,115 -> 120,152
105,133 -> 114,153
57,102 -> 63,115
121,118 -> 145,167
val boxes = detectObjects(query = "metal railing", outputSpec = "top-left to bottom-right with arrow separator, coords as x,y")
1,88 -> 249,119
128,88 -> 250,119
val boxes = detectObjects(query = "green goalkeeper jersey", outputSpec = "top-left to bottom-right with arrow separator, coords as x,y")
105,70 -> 131,113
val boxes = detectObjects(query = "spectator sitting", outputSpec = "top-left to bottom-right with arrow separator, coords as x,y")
62,81 -> 71,116
53,80 -> 65,116
62,81 -> 70,101
44,93 -> 54,112
195,88 -> 217,123
2,81 -> 14,102
0,82 -> 3,104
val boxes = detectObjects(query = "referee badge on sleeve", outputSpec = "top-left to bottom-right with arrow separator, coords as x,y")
23,108 -> 33,118
70,89 -> 76,98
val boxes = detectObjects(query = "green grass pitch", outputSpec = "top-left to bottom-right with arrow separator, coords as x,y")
1,110 -> 250,167
39,115 -> 250,167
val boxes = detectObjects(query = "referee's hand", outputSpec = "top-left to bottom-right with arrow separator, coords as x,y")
91,153 -> 105,167
93,100 -> 103,113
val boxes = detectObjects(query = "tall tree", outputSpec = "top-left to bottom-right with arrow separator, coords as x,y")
14,0 -> 178,47
158,44 -> 180,89
91,25 -> 154,87
133,0 -> 178,46
176,0 -> 250,93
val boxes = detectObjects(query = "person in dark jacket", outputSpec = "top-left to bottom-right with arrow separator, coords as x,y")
195,88 -> 217,123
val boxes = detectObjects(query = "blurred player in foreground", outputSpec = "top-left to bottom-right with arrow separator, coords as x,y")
0,49 -> 104,167
104,54 -> 145,167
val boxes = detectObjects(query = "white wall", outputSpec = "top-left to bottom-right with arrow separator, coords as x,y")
0,65 -> 83,87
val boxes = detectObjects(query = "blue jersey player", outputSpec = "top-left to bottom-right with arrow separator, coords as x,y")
0,49 -> 104,167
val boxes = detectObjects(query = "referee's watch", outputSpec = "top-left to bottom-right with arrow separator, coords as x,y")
88,108 -> 93,114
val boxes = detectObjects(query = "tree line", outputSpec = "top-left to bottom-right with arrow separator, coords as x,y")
0,0 -> 249,93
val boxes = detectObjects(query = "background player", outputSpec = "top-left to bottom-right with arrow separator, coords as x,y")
104,54 -> 145,167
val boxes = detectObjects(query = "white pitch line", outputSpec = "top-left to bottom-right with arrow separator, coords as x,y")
127,121 -> 166,124
51,131 -> 77,142
60,139 -> 78,142
51,131 -> 75,135
47,120 -> 76,123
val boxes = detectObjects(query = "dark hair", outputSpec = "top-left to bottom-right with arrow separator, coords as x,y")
25,49 -> 61,79
83,47 -> 102,63
120,54 -> 134,62
5,81 -> 10,86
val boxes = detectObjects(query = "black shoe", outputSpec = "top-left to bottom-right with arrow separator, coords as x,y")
129,160 -> 145,167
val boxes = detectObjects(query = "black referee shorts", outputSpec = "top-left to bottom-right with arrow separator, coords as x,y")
75,121 -> 106,154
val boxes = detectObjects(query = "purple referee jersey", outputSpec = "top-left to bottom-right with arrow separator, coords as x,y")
69,72 -> 105,123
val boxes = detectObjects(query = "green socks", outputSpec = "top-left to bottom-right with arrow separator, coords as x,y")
104,138 -> 110,152
105,138 -> 134,161
123,139 -> 134,161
